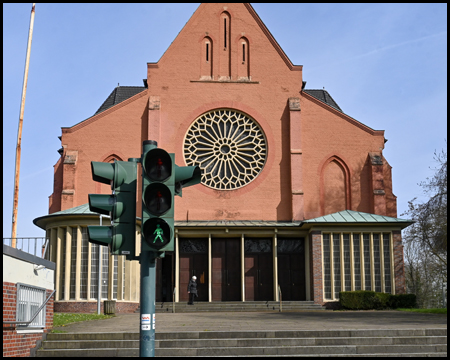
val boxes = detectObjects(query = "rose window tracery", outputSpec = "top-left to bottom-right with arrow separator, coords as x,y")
184,109 -> 267,190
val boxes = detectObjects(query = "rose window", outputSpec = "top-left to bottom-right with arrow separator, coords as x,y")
184,109 -> 267,190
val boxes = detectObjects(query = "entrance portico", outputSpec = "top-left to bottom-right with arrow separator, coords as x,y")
173,221 -> 308,303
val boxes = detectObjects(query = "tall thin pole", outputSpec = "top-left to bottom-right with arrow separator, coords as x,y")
11,3 -> 36,246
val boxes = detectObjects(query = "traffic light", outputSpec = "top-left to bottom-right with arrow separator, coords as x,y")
141,141 -> 202,253
87,159 -> 138,260
141,141 -> 174,252
174,164 -> 202,197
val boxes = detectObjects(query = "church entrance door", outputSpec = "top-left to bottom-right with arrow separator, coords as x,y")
277,238 -> 306,301
244,239 -> 273,301
179,239 -> 208,302
212,239 -> 241,301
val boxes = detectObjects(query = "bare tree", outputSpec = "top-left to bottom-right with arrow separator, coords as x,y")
402,146 -> 447,308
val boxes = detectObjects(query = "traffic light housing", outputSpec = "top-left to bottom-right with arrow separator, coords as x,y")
141,141 -> 202,253
141,142 -> 174,252
87,159 -> 138,260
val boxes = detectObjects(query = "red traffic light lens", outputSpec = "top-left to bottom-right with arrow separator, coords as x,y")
143,149 -> 172,181
143,183 -> 172,216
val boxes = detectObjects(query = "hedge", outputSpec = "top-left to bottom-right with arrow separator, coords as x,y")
339,291 -> 416,310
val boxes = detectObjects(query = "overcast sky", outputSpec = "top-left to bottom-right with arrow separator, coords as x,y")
3,3 -> 447,241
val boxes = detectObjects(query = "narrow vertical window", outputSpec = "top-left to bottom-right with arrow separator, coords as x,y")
90,243 -> 98,299
333,234 -> 341,299
373,234 -> 381,292
206,43 -> 209,62
383,234 -> 392,293
70,227 -> 77,300
80,227 -> 88,299
242,43 -> 246,62
363,234 -> 371,290
353,234 -> 361,290
224,18 -> 227,48
343,234 -> 351,291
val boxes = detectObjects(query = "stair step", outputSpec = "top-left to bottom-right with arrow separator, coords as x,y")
37,329 -> 447,357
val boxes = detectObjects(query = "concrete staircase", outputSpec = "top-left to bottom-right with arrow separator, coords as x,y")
150,301 -> 325,313
36,328 -> 447,357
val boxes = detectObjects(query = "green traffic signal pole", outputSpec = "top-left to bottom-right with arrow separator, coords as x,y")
139,248 -> 156,357
139,140 -> 158,357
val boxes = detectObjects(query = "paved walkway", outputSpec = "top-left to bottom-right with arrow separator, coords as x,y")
53,311 -> 447,333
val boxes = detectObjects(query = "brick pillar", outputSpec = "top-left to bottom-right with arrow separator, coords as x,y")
148,95 -> 161,143
369,152 -> 387,215
392,230 -> 406,294
289,97 -> 304,221
61,150 -> 78,211
310,231 -> 324,305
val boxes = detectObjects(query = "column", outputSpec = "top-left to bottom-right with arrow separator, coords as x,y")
208,234 -> 212,302
175,232 -> 179,302
55,227 -> 62,301
273,231 -> 278,301
241,234 -> 245,302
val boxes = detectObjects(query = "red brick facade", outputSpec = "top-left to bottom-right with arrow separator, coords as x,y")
310,231 -> 324,305
3,282 -> 54,357
49,3 -> 397,222
40,4 -> 408,310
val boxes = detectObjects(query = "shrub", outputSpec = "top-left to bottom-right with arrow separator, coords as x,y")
339,291 -> 417,310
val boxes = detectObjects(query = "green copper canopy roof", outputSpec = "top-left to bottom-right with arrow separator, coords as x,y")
301,210 -> 412,225
34,205 -> 412,231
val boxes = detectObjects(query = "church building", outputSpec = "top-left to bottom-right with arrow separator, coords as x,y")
34,3 -> 412,313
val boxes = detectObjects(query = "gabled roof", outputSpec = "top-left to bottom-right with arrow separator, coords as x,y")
302,210 -> 412,226
303,89 -> 342,112
94,86 -> 146,116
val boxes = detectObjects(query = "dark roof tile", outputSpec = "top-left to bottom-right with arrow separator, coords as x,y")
303,89 -> 342,112
94,86 -> 146,115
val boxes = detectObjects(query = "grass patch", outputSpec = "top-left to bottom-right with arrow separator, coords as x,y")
53,312 -> 115,329
397,308 -> 447,314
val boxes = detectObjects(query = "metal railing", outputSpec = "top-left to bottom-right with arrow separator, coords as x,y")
3,289 -> 55,326
3,237 -> 49,258
278,285 -> 282,312
173,287 -> 176,313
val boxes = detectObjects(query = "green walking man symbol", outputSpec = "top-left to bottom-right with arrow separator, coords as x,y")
153,224 -> 164,243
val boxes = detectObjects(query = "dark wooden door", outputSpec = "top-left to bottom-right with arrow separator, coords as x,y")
155,253 -> 174,302
277,239 -> 306,301
179,253 -> 208,302
212,239 -> 240,301
245,253 -> 273,301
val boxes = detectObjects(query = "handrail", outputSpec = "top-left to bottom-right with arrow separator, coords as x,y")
278,285 -> 282,312
3,290 -> 56,325
173,287 -> 176,313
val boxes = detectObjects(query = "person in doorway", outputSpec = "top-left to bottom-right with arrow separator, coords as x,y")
187,276 -> 198,305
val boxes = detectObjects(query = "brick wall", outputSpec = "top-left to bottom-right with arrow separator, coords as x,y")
310,231 -> 324,305
55,301 -> 139,314
3,282 -> 54,357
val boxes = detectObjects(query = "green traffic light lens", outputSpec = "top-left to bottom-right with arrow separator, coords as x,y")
143,218 -> 171,250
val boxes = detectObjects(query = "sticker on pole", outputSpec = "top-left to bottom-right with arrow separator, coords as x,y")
153,314 -> 156,329
141,314 -> 150,325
